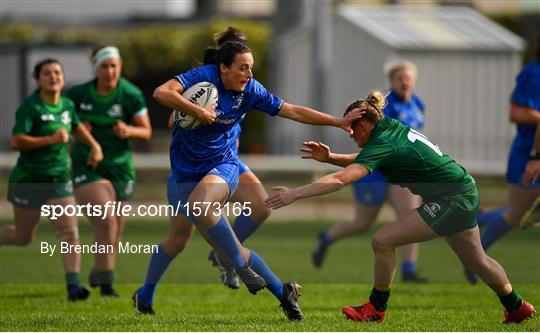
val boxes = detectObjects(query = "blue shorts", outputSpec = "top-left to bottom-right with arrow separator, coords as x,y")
167,160 -> 240,215
352,170 -> 388,206
238,159 -> 251,175
507,140 -> 540,187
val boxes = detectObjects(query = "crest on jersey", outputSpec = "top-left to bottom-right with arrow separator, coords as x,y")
107,104 -> 123,118
232,95 -> 244,111
61,111 -> 71,125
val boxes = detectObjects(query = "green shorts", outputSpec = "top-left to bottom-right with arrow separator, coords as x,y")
418,186 -> 479,236
72,161 -> 135,201
8,166 -> 73,209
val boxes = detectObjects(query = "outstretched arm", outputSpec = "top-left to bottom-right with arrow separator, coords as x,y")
278,102 -> 365,134
265,163 -> 369,209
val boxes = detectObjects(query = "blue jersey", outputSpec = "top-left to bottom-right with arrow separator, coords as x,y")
229,115 -> 245,156
510,61 -> 540,150
171,65 -> 283,176
383,90 -> 425,130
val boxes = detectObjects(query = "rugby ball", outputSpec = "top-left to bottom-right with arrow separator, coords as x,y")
173,82 -> 218,130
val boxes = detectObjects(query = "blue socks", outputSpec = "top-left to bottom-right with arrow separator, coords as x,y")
320,231 -> 333,246
477,207 -> 507,227
206,216 -> 245,269
139,244 -> 174,305
232,213 -> 261,243
248,250 -> 284,301
481,211 -> 511,251
401,261 -> 416,275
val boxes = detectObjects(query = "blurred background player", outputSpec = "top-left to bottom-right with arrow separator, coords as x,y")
67,45 -> 152,296
465,39 -> 540,284
266,91 -> 536,324
311,60 -> 428,283
1,58 -> 103,301
520,123 -> 540,229
133,40 -> 360,319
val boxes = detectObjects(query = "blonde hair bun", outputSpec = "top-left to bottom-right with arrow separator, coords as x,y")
366,90 -> 386,111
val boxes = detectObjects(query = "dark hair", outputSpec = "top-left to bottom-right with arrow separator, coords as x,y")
203,41 -> 251,67
90,45 -> 108,59
343,91 -> 386,124
33,58 -> 62,79
215,26 -> 247,46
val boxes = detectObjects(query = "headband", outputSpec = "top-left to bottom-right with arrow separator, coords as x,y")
92,46 -> 120,72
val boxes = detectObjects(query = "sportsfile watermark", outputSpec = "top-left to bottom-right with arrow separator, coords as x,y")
41,201 -> 252,220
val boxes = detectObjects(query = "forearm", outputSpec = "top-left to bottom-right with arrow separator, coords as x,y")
294,174 -> 347,200
11,135 -> 55,151
127,125 -> 152,141
280,103 -> 342,128
154,88 -> 204,118
509,104 -> 540,126
327,153 -> 358,167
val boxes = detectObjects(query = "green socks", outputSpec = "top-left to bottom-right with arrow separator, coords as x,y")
499,290 -> 522,312
369,287 -> 390,312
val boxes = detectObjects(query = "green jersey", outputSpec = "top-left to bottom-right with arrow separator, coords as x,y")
67,77 -> 147,166
11,91 -> 79,176
353,118 -> 475,200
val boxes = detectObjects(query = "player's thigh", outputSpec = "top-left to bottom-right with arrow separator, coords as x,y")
387,184 -> 422,219
352,201 -> 382,229
233,171 -> 270,221
373,210 -> 439,250
75,179 -> 116,205
505,184 -> 540,226
189,174 -> 230,205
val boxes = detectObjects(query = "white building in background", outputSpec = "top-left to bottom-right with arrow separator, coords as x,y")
269,4 -> 524,175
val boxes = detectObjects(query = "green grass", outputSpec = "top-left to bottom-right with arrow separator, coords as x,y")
1,218 -> 539,331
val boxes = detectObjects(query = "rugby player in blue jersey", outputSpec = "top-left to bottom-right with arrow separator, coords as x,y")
133,40 -> 360,320
465,41 -> 540,284
312,60 -> 428,283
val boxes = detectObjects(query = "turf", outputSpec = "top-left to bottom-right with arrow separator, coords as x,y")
1,218 -> 539,331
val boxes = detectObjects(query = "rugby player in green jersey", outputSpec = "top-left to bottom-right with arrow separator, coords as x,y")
67,46 -> 152,297
266,91 -> 535,324
1,58 -> 103,301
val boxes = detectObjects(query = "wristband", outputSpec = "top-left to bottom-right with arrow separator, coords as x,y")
529,150 -> 540,160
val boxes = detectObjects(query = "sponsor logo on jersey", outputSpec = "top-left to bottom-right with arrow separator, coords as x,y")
423,202 -> 441,218
41,114 -> 55,122
74,174 -> 87,184
14,196 -> 29,204
107,104 -> 123,118
61,111 -> 71,125
80,103 -> 93,111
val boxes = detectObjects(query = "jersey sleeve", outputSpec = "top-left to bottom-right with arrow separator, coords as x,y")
175,65 -> 214,90
249,79 -> 283,117
128,89 -> 148,118
12,101 -> 34,135
353,140 -> 395,172
510,64 -> 540,110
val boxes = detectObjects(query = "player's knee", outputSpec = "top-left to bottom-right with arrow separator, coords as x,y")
55,226 -> 79,242
250,205 -> 271,223
371,233 -> 392,253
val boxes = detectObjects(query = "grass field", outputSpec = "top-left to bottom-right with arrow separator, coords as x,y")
1,218 -> 539,331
